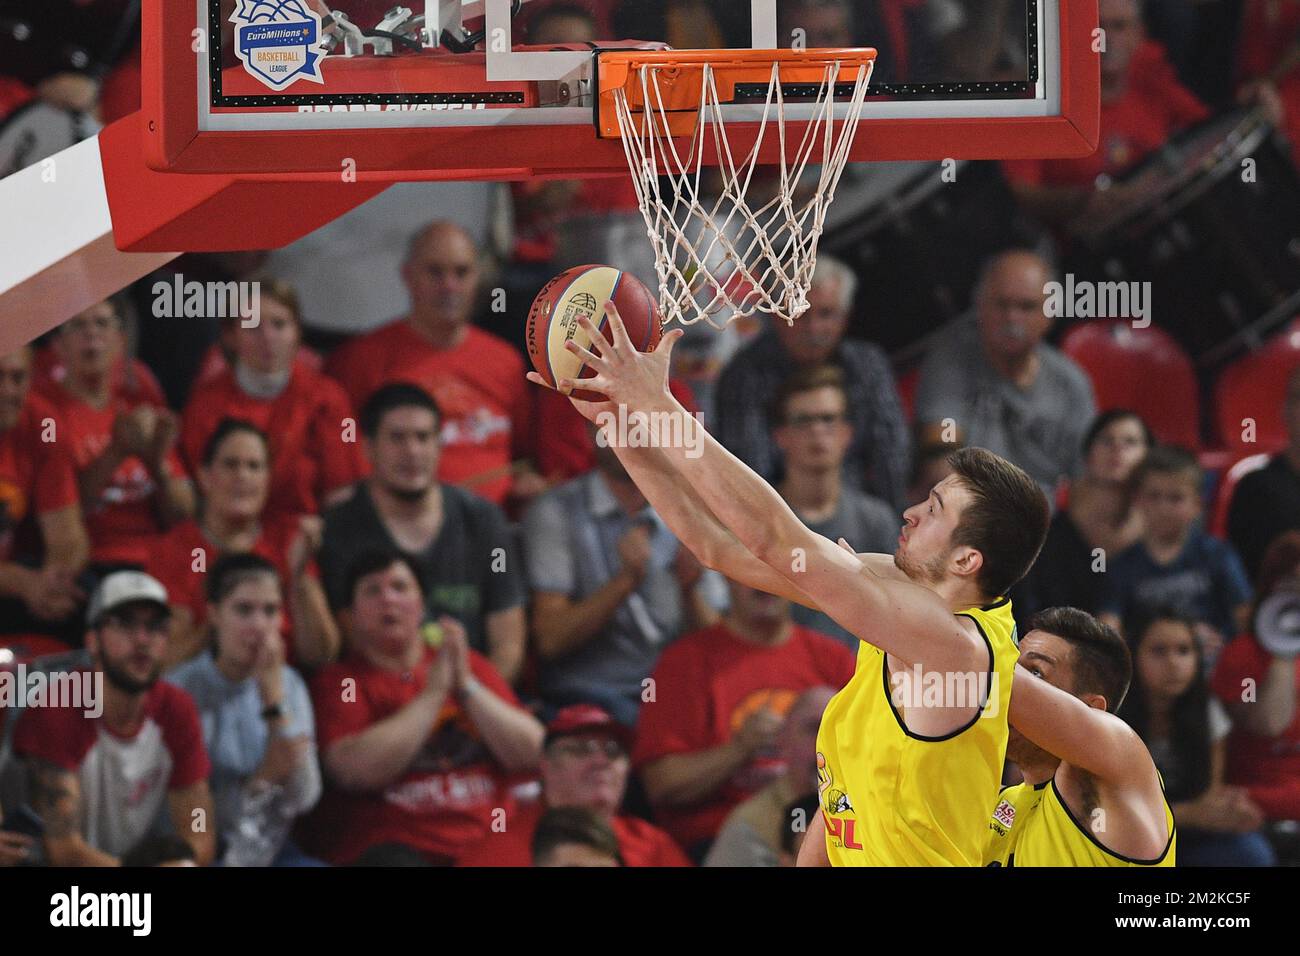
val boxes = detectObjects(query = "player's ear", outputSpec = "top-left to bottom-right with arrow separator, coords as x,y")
952,546 -> 983,579
1080,692 -> 1108,713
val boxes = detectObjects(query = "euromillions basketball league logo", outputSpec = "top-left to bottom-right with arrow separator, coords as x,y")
231,0 -> 326,90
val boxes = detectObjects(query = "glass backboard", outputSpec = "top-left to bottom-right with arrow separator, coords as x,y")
140,0 -> 1098,176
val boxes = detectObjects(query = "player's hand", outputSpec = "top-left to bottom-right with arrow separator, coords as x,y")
735,707 -> 784,755
617,525 -> 653,583
555,303 -> 684,412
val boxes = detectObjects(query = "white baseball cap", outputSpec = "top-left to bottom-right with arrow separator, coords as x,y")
87,571 -> 171,627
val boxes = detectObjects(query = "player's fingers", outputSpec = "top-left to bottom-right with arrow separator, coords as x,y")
573,315 -> 609,353
526,371 -> 557,391
564,338 -> 609,372
603,301 -> 635,351
656,327 -> 685,358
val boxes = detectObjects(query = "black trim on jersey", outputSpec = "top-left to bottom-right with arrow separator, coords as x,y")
980,596 -> 1010,612
879,612 -> 997,742
1049,777 -> 1176,866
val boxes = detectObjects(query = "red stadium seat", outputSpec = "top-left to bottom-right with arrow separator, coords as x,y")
1209,452 -> 1272,538
1060,321 -> 1200,449
1214,317 -> 1300,451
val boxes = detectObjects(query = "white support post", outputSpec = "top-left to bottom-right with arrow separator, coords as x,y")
0,137 -> 178,352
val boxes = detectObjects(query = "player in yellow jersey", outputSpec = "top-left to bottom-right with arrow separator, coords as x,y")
530,304 -> 1051,866
987,607 -> 1175,866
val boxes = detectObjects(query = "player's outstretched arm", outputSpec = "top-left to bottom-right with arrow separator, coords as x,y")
1009,666 -> 1158,785
561,395 -> 821,608
551,305 -> 980,673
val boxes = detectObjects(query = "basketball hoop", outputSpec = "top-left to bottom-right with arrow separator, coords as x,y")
599,48 -> 877,329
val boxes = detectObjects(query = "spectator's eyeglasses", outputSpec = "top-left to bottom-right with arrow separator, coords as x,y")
785,412 -> 846,430
549,737 -> 627,760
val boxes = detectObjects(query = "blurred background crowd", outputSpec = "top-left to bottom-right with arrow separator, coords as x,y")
1,0 -> 1300,868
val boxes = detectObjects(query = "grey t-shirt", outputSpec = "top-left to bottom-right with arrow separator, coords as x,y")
915,319 -> 1096,495
521,471 -> 725,725
791,487 -> 900,650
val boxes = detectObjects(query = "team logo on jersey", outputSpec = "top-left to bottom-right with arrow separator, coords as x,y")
990,798 -> 1016,836
816,752 -> 854,815
231,0 -> 326,90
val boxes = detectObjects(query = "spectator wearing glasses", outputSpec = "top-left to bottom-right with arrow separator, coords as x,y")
712,255 -> 911,511
914,250 -> 1097,499
458,704 -> 690,867
772,365 -> 899,649
14,572 -> 216,866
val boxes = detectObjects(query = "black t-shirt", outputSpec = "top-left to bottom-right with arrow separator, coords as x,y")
1227,454 -> 1300,582
1012,510 -> 1106,630
320,484 -> 525,654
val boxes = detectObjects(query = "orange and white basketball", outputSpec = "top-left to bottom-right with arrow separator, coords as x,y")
526,265 -> 663,401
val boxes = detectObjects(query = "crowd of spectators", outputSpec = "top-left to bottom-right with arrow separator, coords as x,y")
2,0 -> 1300,868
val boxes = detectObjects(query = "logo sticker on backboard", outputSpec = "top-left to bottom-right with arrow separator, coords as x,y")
231,0 -> 326,90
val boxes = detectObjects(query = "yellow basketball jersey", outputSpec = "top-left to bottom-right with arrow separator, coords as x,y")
984,778 -> 1176,867
815,598 -> 1018,866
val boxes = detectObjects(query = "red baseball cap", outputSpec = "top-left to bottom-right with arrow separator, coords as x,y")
545,705 -> 634,750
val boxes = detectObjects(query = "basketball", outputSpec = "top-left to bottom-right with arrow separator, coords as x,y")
526,265 -> 663,400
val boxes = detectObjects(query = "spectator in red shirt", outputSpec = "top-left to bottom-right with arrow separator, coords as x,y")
15,571 -> 216,866
148,420 -> 340,671
0,345 -> 89,633
704,686 -> 834,867
306,551 -> 543,865
325,222 -> 543,509
1213,531 -> 1300,824
1004,0 -> 1211,227
41,302 -> 194,569
181,279 -> 365,523
632,579 -> 855,858
459,704 -> 691,867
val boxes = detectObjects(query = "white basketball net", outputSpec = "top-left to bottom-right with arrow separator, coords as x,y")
612,57 -> 874,329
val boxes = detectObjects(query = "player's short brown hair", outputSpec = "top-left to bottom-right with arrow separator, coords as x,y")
1026,607 -> 1132,713
769,364 -> 846,428
947,447 -> 1050,598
